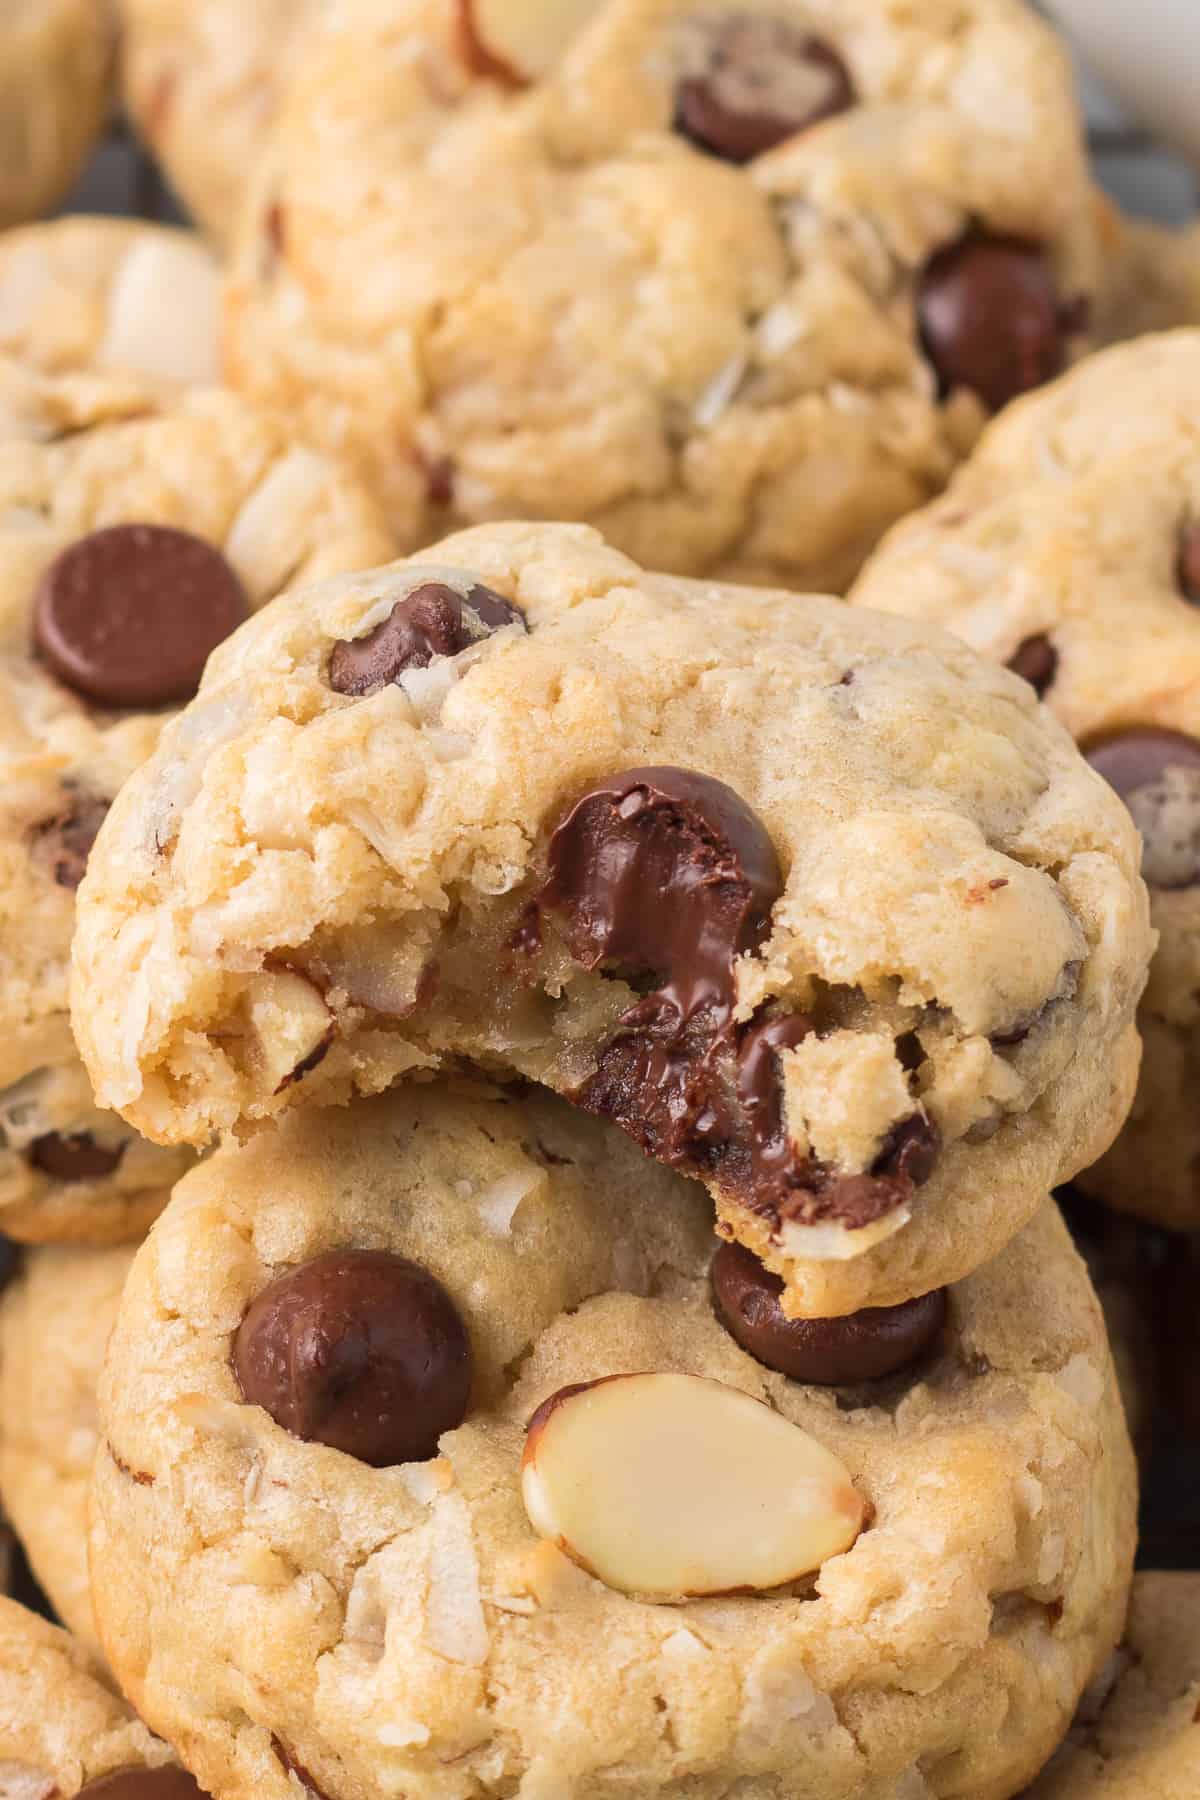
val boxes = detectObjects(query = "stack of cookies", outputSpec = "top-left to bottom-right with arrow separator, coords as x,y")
0,3 -> 1198,1798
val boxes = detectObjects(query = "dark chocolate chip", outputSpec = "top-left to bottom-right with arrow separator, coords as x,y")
78,1770 -> 209,1799
327,582 -> 523,697
29,1131 -> 125,1183
712,1240 -> 948,1382
538,769 -> 940,1228
1085,728 -> 1200,889
872,1114 -> 940,1187
1177,523 -> 1200,603
33,524 -> 249,709
539,765 -> 781,1022
32,790 -> 110,890
1007,633 -> 1058,698
233,1249 -> 472,1466
917,234 -> 1076,413
676,15 -> 855,163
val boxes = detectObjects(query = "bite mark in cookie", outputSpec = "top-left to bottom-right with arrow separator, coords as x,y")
537,766 -> 939,1231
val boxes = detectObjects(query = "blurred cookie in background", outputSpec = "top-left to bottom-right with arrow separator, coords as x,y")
0,1241 -> 138,1650
0,1 -> 115,229
226,0 -> 1104,587
0,216 -> 220,388
119,0 -> 318,247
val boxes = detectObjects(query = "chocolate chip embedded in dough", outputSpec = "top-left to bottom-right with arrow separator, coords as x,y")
1086,729 -> 1200,889
918,235 -> 1077,413
676,15 -> 855,163
33,524 -> 249,708
29,1131 -> 125,1184
327,582 -> 524,697
712,1240 -> 947,1382
233,1249 -> 472,1466
1007,634 -> 1058,698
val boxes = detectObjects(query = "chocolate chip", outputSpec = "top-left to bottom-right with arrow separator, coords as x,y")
1007,633 -> 1058,698
33,525 -> 248,709
1086,729 -> 1200,888
31,790 -> 110,889
327,582 -> 523,697
29,1131 -> 125,1183
676,15 -> 854,163
712,1240 -> 947,1382
872,1114 -> 940,1187
233,1250 -> 472,1466
537,769 -> 940,1229
1177,523 -> 1200,602
78,1770 -> 209,1799
917,234 -> 1076,413
540,766 -> 781,1020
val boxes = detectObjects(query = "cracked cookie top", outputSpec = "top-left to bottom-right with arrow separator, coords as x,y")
90,1087 -> 1134,1800
224,0 -> 1099,590
70,523 -> 1151,1313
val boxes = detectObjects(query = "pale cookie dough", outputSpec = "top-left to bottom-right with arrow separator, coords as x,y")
0,1241 -> 136,1649
71,522 -> 1151,1315
90,1096 -> 1136,1800
120,0 -> 319,248
0,367 -> 396,1243
0,1 -> 115,230
1024,1574 -> 1200,1800
0,217 -> 221,387
852,330 -> 1200,1229
1095,211 -> 1200,347
0,1596 -> 203,1795
224,0 -> 1099,589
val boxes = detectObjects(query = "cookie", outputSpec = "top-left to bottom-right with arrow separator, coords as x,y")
224,0 -> 1099,588
0,369 -> 396,1243
851,329 -> 1200,1229
89,1084 -> 1135,1800
0,1596 -> 205,1795
1095,211 -> 1200,347
70,522 -> 1151,1316
0,1241 -> 136,1649
1024,1574 -> 1200,1800
0,217 -> 220,387
119,0 -> 316,248
0,1 -> 115,229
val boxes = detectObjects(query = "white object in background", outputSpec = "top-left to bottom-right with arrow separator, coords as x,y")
1043,0 -> 1200,168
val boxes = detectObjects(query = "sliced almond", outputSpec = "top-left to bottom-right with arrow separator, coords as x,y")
458,0 -> 602,86
243,968 -> 333,1094
521,1372 -> 865,1600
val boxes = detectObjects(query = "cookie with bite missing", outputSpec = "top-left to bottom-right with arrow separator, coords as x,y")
852,329 -> 1200,1229
70,522 -> 1151,1315
224,0 -> 1101,587
0,365 -> 395,1244
90,1081 -> 1134,1800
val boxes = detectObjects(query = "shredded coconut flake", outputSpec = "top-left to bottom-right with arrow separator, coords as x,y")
475,1168 -> 539,1238
1054,1355 -> 1104,1410
693,354 -> 748,427
425,1490 -> 488,1667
